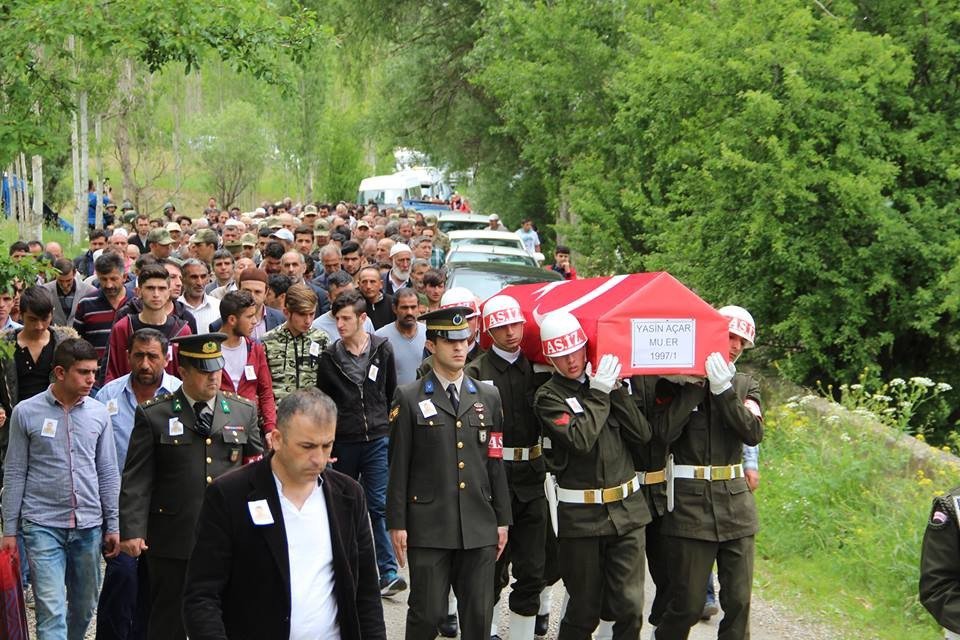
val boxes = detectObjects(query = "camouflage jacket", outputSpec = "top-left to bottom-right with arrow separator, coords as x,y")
261,324 -> 330,401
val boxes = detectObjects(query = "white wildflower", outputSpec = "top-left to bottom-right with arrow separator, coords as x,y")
784,402 -> 799,409
874,395 -> 892,403
911,376 -> 935,388
825,415 -> 840,423
883,408 -> 897,414
889,378 -> 905,387
936,382 -> 953,392
839,432 -> 851,442
799,395 -> 817,405
850,384 -> 863,390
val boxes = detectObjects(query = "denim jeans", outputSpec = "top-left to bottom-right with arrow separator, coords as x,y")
332,435 -> 397,576
21,520 -> 103,640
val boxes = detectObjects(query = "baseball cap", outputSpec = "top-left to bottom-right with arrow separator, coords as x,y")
271,228 -> 295,243
146,228 -> 174,245
241,233 -> 257,247
191,228 -> 219,245
165,222 -> 182,233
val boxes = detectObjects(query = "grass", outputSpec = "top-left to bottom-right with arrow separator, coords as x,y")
0,219 -> 86,257
753,378 -> 956,639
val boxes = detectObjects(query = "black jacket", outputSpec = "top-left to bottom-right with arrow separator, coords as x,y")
182,455 -> 386,640
317,334 -> 397,443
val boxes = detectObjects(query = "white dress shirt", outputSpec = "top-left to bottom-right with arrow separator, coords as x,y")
273,473 -> 340,640
179,294 -> 220,334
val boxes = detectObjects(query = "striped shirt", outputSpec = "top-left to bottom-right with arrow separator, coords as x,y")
74,290 -> 126,360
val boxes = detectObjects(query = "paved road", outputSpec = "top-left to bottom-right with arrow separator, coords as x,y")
381,565 -> 838,640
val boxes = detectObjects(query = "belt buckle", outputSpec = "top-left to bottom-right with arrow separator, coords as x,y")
694,467 -> 708,480
583,490 -> 597,504
712,466 -> 734,481
602,486 -> 624,503
511,448 -> 524,461
530,444 -> 542,459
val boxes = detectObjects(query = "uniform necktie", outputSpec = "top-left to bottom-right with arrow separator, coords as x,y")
447,383 -> 459,413
194,401 -> 212,436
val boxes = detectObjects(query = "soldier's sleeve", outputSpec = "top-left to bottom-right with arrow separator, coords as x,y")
609,385 -> 652,446
241,402 -> 264,463
713,374 -> 763,446
534,385 -> 610,456
654,379 -> 708,445
920,495 -> 960,633
485,389 -> 512,527
385,389 -> 413,531
120,406 -> 156,540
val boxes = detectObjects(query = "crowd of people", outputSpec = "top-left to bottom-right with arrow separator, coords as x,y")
0,197 -> 763,640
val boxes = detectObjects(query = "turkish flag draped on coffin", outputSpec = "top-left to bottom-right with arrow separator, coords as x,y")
489,272 -> 730,376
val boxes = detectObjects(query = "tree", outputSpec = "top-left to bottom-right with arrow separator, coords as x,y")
191,102 -> 268,209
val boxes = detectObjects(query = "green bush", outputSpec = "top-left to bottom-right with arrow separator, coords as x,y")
756,394 -> 954,639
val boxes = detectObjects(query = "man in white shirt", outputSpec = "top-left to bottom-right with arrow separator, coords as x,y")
179,258 -> 221,333
182,388 -> 386,640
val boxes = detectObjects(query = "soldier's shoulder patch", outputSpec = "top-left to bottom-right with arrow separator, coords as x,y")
142,392 -> 174,409
389,405 -> 400,422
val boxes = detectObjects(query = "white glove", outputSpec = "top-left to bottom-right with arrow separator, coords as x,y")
705,352 -> 735,395
588,354 -> 622,394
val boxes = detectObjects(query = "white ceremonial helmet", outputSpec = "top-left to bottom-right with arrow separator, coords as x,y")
718,305 -> 756,348
482,295 -> 526,332
538,310 -> 587,358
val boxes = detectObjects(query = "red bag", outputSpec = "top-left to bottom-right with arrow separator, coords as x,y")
0,548 -> 29,640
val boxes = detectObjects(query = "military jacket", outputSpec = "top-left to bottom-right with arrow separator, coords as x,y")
261,324 -> 329,401
535,374 -> 652,538
920,486 -> 960,634
386,371 -> 512,550
629,375 -> 672,518
656,374 -> 763,542
466,350 -> 545,503
120,389 -> 262,560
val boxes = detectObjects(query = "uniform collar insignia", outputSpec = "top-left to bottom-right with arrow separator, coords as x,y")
424,379 -> 434,394
221,398 -> 231,414
465,378 -> 477,393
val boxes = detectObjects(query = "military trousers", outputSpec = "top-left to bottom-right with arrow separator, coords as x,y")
645,514 -> 670,627
406,545 -> 497,640
494,492 -> 548,616
144,555 -> 188,640
557,526 -> 646,640
656,534 -> 755,640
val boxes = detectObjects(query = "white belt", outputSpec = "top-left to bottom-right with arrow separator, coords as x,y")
557,476 -> 641,505
672,463 -> 744,481
504,444 -> 542,462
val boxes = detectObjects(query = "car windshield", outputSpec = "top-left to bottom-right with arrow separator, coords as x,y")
449,237 -> 522,250
447,252 -> 537,267
447,269 -> 561,300
438,220 -> 488,233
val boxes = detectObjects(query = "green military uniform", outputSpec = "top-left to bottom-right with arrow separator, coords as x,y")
629,375 -> 675,627
654,374 -> 763,640
467,348 -> 547,619
387,367 -> 512,640
920,487 -> 960,639
535,373 -> 652,640
261,324 -> 329,401
120,335 -> 263,640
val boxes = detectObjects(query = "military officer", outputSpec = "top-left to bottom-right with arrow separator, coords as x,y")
465,295 -> 546,640
653,305 -> 763,640
417,287 -> 484,378
920,487 -> 960,639
387,305 -> 512,640
119,333 -> 263,640
534,310 -> 652,640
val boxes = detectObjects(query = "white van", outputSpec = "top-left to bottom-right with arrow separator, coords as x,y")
356,167 -> 451,206
357,172 -> 424,206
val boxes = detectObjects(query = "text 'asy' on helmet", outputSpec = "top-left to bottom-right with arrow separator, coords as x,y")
441,287 -> 480,318
482,295 -> 525,332
538,310 -> 587,358
717,305 -> 755,348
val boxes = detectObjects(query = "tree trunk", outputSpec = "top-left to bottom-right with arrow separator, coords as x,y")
69,35 -> 84,245
79,89 -> 90,229
95,114 -> 103,229
115,58 -> 136,209
31,154 -> 43,240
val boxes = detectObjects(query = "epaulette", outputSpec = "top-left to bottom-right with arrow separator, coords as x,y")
141,392 -> 175,409
222,391 -> 255,407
